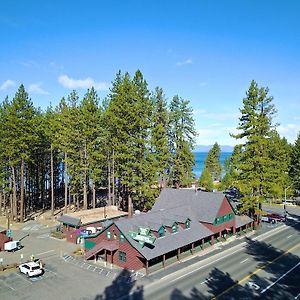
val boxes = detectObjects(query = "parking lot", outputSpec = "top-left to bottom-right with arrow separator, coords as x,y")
0,250 -> 145,300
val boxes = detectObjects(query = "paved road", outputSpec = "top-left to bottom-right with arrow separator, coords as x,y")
140,214 -> 300,300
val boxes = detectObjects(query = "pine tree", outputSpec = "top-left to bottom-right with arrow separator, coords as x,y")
79,87 -> 104,209
289,132 -> 300,191
199,167 -> 214,191
150,87 -> 171,187
169,95 -> 196,188
2,85 -> 37,222
267,131 -> 291,199
231,80 -> 277,217
106,70 -> 155,214
205,142 -> 222,181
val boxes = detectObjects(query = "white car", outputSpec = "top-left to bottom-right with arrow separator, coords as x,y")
19,262 -> 43,277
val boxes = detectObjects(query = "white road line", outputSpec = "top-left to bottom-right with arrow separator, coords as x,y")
295,292 -> 300,299
260,261 -> 300,294
240,258 -> 249,264
287,235 -> 293,239
36,250 -> 55,256
169,247 -> 245,283
0,279 -> 16,290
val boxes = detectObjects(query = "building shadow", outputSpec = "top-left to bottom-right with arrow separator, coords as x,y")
94,269 -> 144,300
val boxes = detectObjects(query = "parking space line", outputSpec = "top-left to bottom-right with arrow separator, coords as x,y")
15,272 -> 33,285
0,279 -> 16,291
37,250 -> 55,256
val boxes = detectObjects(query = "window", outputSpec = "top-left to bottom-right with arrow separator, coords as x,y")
172,224 -> 177,233
158,227 -> 165,238
106,231 -> 111,239
119,251 -> 126,262
185,220 -> 190,229
120,234 -> 125,243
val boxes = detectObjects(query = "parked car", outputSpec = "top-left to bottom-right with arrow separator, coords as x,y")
19,261 -> 43,277
267,213 -> 285,222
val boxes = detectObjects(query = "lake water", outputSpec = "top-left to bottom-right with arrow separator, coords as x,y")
193,152 -> 232,178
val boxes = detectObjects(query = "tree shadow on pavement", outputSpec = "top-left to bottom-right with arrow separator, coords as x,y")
244,237 -> 300,299
170,268 -> 256,300
94,269 -> 144,300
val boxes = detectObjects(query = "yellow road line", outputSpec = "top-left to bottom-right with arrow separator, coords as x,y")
212,241 -> 300,299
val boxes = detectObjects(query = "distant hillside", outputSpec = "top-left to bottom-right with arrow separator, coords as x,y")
193,145 -> 234,152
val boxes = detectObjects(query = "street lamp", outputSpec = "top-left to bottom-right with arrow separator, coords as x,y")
284,184 -> 293,217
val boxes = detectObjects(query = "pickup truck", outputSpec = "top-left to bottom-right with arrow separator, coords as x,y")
261,213 -> 285,223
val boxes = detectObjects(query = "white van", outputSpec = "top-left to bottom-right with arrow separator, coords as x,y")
4,241 -> 22,252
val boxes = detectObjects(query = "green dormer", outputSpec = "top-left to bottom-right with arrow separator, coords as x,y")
172,223 -> 178,233
158,226 -> 165,238
185,219 -> 191,229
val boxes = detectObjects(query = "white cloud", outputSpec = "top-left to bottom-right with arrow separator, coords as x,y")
196,125 -> 239,146
0,79 -> 16,91
28,83 -> 49,95
19,60 -> 38,67
193,109 -> 206,115
277,123 -> 300,144
58,75 -> 110,91
176,58 -> 192,66
194,109 -> 239,122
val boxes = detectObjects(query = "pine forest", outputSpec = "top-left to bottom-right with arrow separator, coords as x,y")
0,72 -> 300,223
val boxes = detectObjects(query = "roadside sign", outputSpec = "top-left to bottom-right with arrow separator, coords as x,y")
6,229 -> 12,237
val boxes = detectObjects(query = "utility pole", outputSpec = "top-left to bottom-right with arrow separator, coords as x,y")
284,184 -> 292,218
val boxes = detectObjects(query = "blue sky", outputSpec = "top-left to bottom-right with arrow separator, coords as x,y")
1,0 -> 300,146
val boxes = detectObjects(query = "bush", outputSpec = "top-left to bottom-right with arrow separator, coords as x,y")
50,231 -> 66,239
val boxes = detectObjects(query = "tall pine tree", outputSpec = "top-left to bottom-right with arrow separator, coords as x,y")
231,80 -> 277,217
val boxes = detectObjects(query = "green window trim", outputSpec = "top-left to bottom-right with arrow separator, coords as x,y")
172,224 -> 177,233
185,220 -> 190,229
214,212 -> 235,225
158,227 -> 165,238
119,251 -> 126,262
120,234 -> 125,243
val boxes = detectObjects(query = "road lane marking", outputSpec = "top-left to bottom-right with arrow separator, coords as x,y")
212,241 -> 300,300
169,247 -> 243,283
36,250 -> 55,256
145,224 -> 290,293
200,277 -> 213,284
287,235 -> 293,239
240,258 -> 249,264
260,261 -> 300,294
295,292 -> 300,299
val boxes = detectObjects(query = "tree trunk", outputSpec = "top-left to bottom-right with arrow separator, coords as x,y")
51,144 -> 55,216
92,181 -> 96,209
20,158 -> 25,223
11,166 -> 17,220
112,149 -> 115,206
128,191 -> 133,217
108,153 -> 111,206
83,144 -> 88,210
64,152 -> 68,213
0,192 -> 2,217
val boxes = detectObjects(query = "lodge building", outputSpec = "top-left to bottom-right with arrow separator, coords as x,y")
83,188 -> 253,274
